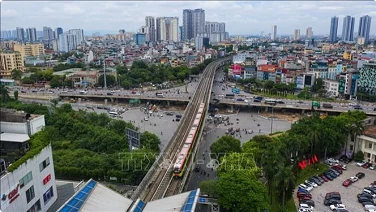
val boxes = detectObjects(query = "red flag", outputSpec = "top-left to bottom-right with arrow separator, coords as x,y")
314,155 -> 318,163
298,162 -> 304,169
302,160 -> 307,169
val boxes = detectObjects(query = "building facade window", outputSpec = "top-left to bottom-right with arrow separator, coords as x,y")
367,153 -> 371,158
27,199 -> 41,212
350,145 -> 354,151
39,157 -> 50,172
26,186 -> 35,203
369,142 -> 373,149
19,171 -> 33,189
43,186 -> 54,205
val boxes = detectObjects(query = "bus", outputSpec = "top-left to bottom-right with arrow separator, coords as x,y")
232,87 -> 240,94
264,98 -> 277,105
225,94 -> 235,99
79,90 -> 87,95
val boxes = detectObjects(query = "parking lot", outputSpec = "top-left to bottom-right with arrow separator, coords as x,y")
298,162 -> 376,212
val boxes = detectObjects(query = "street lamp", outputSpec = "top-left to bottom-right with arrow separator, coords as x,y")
270,105 -> 274,134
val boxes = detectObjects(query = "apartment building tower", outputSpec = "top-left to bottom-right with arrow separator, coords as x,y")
293,29 -> 301,40
182,9 -> 205,40
25,28 -> 37,42
306,27 -> 313,39
16,27 -> 25,42
59,29 -> 84,52
156,17 -> 179,42
358,15 -> 372,44
13,43 -> 45,59
0,51 -> 24,78
342,16 -> 355,42
271,25 -> 277,40
145,16 -> 156,42
329,16 -> 339,43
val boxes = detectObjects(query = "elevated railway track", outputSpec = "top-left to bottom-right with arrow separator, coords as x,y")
132,57 -> 231,202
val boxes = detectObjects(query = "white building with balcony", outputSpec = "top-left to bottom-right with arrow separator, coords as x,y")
0,145 -> 57,212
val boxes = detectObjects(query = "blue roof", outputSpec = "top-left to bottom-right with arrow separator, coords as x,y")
133,199 -> 146,212
180,190 -> 198,212
59,180 -> 97,212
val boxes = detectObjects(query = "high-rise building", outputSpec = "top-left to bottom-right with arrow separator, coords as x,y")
182,8 -> 205,40
156,17 -> 179,42
26,28 -> 37,42
293,29 -> 300,40
342,16 -> 355,42
306,27 -> 313,39
134,33 -> 146,45
13,43 -> 45,59
59,29 -> 84,52
16,27 -> 25,42
0,51 -> 24,78
271,25 -> 277,40
179,26 -> 183,41
43,26 -> 55,40
55,27 -> 63,40
198,22 -> 227,43
195,37 -> 209,51
358,15 -> 372,44
145,16 -> 156,42
119,29 -> 125,34
329,16 -> 339,43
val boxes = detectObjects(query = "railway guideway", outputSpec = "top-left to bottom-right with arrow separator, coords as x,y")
134,58 -> 232,202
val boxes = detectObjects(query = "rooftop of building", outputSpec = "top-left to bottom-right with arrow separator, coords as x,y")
57,179 -> 201,212
363,125 -> 376,139
0,108 -> 41,123
0,133 -> 30,143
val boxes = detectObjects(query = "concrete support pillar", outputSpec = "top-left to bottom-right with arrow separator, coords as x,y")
167,101 -> 170,107
78,98 -> 81,104
104,99 -> 108,105
230,105 -> 234,112
301,109 -> 305,115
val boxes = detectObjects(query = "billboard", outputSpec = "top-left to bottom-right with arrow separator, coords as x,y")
126,128 -> 141,150
296,76 -> 304,89
338,79 -> 345,94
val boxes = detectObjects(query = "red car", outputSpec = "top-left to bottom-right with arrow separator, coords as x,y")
342,179 -> 352,187
362,162 -> 371,169
332,165 -> 345,171
299,195 -> 312,201
319,174 -> 329,182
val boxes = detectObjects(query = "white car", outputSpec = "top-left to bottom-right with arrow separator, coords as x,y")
365,205 -> 376,211
299,204 -> 314,211
144,117 -> 149,121
326,158 -> 339,164
363,189 -> 376,198
350,176 -> 358,182
357,161 -> 366,167
349,102 -> 357,106
298,209 -> 313,212
305,180 -> 318,188
329,204 -> 346,211
299,184 -> 313,192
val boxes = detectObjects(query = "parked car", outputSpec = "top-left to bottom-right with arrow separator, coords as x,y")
359,196 -> 373,203
342,179 -> 352,187
350,176 -> 358,182
305,180 -> 318,188
357,161 -> 366,167
330,204 -> 346,211
325,199 -> 342,206
370,164 -> 376,170
325,192 -> 341,200
300,199 -> 315,207
362,162 -> 372,169
357,193 -> 373,200
356,172 -> 365,179
326,158 -> 339,164
299,204 -> 314,211
299,195 -> 313,202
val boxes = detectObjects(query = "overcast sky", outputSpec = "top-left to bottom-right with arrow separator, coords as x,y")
1,1 -> 376,36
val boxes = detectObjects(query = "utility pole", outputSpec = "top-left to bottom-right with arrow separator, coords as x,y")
103,60 -> 107,89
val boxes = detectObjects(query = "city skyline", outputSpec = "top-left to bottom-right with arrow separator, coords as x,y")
2,1 -> 376,36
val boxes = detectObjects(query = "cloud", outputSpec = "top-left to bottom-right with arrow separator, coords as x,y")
42,7 -> 56,14
63,4 -> 84,15
0,1 -> 375,36
1,9 -> 18,17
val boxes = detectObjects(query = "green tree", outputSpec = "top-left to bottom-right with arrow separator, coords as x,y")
217,170 -> 269,211
274,165 -> 295,209
199,180 -> 218,198
210,135 -> 241,160
140,131 -> 161,153
14,90 -> 19,101
97,74 -> 116,87
1,85 -> 10,102
354,150 -> 365,161
11,69 -> 23,80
